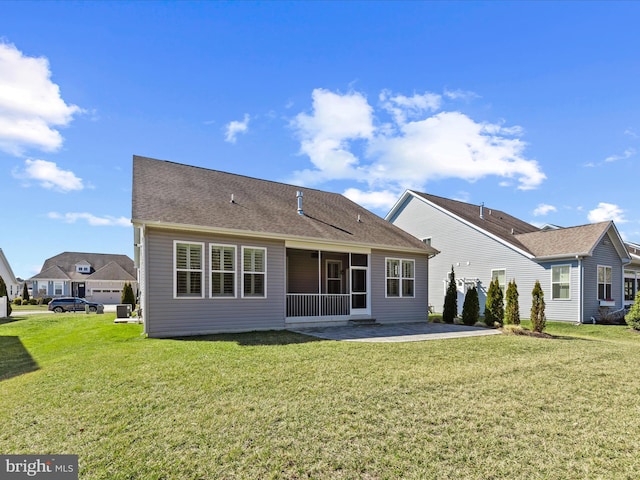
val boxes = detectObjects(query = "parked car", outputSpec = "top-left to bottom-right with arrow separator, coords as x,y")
48,297 -> 104,313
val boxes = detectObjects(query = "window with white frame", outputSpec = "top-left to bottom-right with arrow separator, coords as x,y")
242,247 -> 266,297
597,265 -> 612,300
386,258 -> 415,298
54,281 -> 64,296
491,269 -> 506,294
210,244 -> 236,298
174,241 -> 204,298
551,265 -> 570,300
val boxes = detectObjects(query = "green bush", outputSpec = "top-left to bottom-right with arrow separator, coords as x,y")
484,278 -> 504,327
461,286 -> 480,326
625,291 -> 640,330
504,280 -> 520,325
442,265 -> 458,324
121,282 -> 136,310
530,280 -> 546,333
13,298 -> 22,305
42,297 -> 52,305
22,282 -> 30,302
29,298 -> 38,305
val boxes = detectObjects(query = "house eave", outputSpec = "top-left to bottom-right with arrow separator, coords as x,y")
132,218 -> 434,256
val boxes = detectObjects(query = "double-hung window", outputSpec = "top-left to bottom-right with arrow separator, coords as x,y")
242,247 -> 266,297
211,244 -> 236,298
491,269 -> 506,295
551,265 -> 570,300
175,241 -> 204,298
597,265 -> 612,300
386,258 -> 415,298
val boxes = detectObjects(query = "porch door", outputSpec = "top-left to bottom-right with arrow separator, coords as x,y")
326,260 -> 342,294
350,253 -> 368,313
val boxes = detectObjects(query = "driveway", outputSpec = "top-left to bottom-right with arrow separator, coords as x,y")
289,322 -> 501,343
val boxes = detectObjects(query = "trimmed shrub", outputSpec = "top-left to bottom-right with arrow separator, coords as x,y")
121,282 -> 136,310
504,279 -> 520,325
29,298 -> 38,305
484,278 -> 504,327
461,285 -> 480,326
530,280 -> 546,333
625,291 -> 640,330
442,265 -> 458,324
42,297 -> 52,305
22,282 -> 30,302
13,298 -> 22,305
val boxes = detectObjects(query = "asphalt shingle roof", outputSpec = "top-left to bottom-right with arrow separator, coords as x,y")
132,156 -> 438,255
33,252 -> 136,280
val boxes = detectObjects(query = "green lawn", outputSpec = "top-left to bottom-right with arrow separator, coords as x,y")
1,313 -> 640,479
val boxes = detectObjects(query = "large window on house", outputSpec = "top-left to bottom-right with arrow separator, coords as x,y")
174,241 -> 204,298
210,244 -> 236,298
54,282 -> 64,296
551,265 -> 570,300
491,269 -> 506,294
386,258 -> 415,298
242,247 -> 266,298
597,265 -> 612,300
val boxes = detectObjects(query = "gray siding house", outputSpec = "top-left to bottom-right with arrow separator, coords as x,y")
132,156 -> 438,338
29,252 -> 137,304
386,191 -> 630,324
0,248 -> 20,300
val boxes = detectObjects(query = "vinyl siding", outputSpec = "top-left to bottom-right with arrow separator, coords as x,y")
144,227 -> 286,337
389,196 -> 582,322
582,234 -> 624,322
371,249 -> 429,323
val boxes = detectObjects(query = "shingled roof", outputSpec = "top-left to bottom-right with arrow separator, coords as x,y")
33,252 -> 136,280
407,191 -> 629,260
132,156 -> 438,255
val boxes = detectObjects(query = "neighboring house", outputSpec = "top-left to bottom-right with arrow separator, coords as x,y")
0,248 -> 20,299
624,241 -> 640,306
29,252 -> 138,304
132,155 -> 439,338
386,191 -> 630,324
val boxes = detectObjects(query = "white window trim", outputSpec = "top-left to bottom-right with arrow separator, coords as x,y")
173,240 -> 205,299
597,264 -> 613,301
491,268 -> 506,293
241,246 -> 267,299
209,243 -> 237,299
325,259 -> 343,294
385,258 -> 415,298
550,264 -> 571,301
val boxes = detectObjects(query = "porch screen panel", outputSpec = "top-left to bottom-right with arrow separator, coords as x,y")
211,245 -> 235,297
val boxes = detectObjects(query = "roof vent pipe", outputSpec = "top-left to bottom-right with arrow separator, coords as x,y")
480,203 -> 484,220
296,191 -> 304,216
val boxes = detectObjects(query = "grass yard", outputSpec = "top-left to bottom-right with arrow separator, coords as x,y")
1,313 -> 640,479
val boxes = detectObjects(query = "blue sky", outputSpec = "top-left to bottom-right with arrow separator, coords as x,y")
1,1 -> 639,280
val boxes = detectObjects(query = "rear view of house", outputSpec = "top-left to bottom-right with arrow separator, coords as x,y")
387,191 -> 630,324
132,156 -> 438,337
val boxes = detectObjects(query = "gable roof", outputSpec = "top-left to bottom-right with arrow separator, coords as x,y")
391,191 -> 629,261
32,252 -> 136,281
88,261 -> 137,282
132,155 -> 438,255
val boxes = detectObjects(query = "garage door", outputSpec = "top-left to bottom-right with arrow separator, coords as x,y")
91,289 -> 123,304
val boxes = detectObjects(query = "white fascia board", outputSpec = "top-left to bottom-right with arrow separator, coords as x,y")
406,192 -> 535,260
133,219 -> 429,256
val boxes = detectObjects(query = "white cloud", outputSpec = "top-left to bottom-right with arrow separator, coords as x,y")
0,42 -> 81,155
624,128 -> 638,138
224,114 -> 250,143
587,202 -> 627,224
533,203 -> 557,216
342,188 -> 401,211
14,159 -> 83,192
605,148 -> 636,163
443,89 -> 480,101
48,212 -> 130,227
290,88 -> 545,196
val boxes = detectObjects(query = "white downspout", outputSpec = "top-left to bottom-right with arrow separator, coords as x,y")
578,256 -> 583,324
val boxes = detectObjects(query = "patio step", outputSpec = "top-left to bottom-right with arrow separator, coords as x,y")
348,318 -> 379,326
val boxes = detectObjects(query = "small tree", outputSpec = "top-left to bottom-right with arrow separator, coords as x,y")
484,278 -> 504,327
22,282 -> 30,302
461,285 -> 480,326
442,265 -> 458,324
121,282 -> 136,310
625,291 -> 640,330
530,280 -> 546,333
504,279 -> 520,325
0,275 -> 11,317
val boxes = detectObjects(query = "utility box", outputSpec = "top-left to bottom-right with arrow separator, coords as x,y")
116,304 -> 131,319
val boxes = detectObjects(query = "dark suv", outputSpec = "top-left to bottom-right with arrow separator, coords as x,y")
48,297 -> 104,313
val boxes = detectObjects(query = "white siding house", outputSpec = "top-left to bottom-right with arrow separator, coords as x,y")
387,191 -> 630,324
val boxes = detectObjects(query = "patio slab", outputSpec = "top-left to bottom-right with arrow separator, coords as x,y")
289,322 -> 502,343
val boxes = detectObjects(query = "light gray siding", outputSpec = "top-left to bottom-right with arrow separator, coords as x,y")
583,234 -> 625,322
370,249 -> 429,323
144,227 -> 286,337
389,196 -> 583,323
